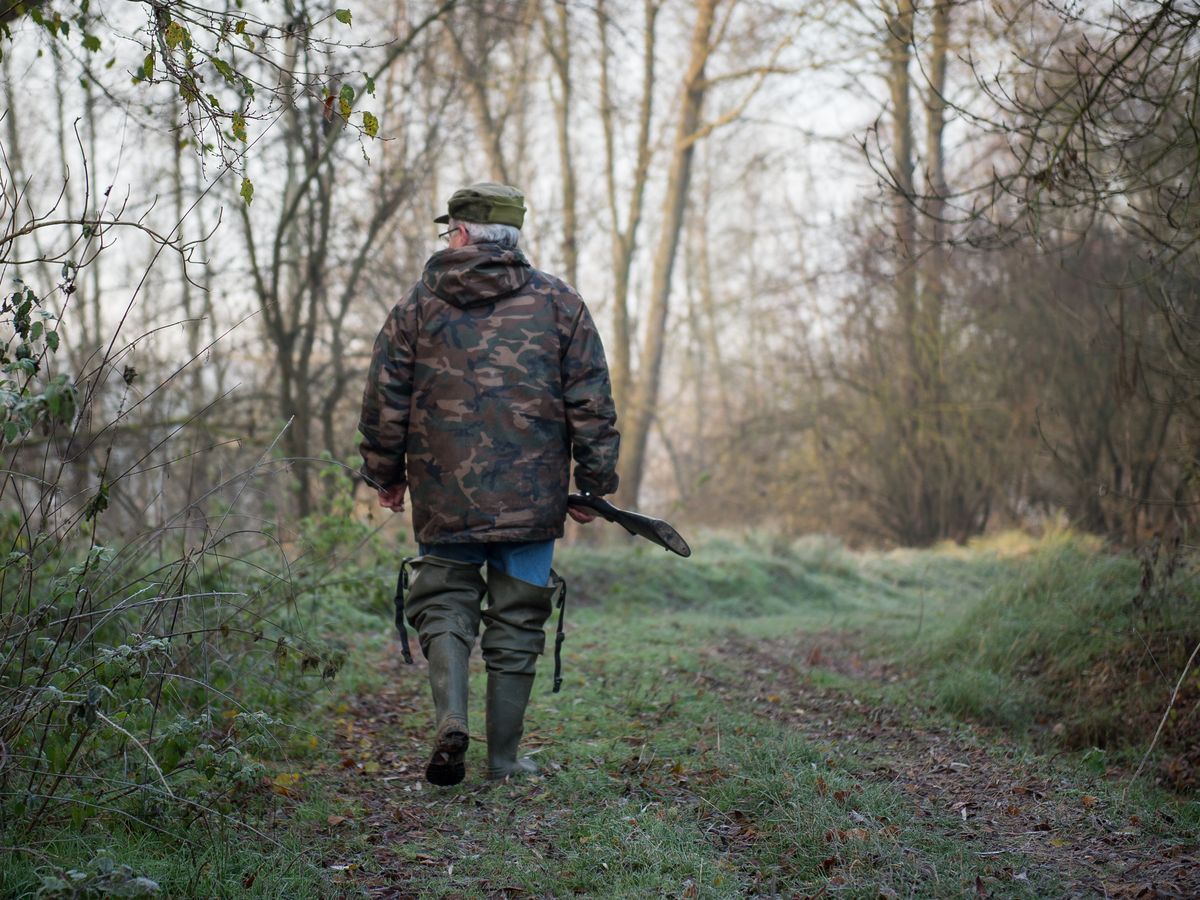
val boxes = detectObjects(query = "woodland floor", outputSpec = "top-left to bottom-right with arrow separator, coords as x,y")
297,623 -> 1199,899
706,635 -> 1200,898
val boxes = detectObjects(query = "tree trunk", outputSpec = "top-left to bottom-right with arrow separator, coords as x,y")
617,0 -> 718,507
541,0 -> 578,285
597,0 -> 659,415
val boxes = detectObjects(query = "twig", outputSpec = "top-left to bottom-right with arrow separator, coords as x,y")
1125,638 -> 1200,798
95,711 -> 175,799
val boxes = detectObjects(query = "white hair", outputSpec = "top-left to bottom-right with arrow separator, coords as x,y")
451,218 -> 520,248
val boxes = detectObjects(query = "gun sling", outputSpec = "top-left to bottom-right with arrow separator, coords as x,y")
394,558 -> 417,665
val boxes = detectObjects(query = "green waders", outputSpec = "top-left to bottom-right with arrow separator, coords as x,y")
403,558 -> 560,785
403,557 -> 486,786
481,567 -> 559,780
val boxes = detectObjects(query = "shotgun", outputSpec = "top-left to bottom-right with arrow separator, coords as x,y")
568,493 -> 692,558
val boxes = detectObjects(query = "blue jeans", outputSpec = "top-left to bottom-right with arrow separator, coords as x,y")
418,540 -> 555,587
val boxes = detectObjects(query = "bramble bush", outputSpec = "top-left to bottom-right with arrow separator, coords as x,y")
0,278 -> 349,871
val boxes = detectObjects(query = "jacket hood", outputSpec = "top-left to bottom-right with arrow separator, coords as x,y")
421,243 -> 533,308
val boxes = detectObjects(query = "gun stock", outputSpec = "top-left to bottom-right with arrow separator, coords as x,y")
568,494 -> 692,558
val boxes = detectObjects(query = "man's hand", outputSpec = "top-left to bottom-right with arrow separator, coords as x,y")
567,503 -> 596,524
378,483 -> 408,512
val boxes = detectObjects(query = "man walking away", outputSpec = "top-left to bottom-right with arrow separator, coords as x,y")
358,182 -> 620,785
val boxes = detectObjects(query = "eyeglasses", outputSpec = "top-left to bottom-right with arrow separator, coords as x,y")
438,227 -> 456,241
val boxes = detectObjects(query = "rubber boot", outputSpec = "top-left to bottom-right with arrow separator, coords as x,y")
403,556 -> 486,787
481,568 -> 558,780
486,672 -> 537,779
424,634 -> 471,786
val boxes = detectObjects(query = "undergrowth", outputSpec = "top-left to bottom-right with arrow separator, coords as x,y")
904,532 -> 1199,774
0,457 -> 378,896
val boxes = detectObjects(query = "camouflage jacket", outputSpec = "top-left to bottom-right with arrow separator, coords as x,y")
358,242 -> 620,544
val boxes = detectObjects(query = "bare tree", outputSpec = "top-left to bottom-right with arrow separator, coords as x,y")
617,0 -> 796,505
596,0 -> 660,413
236,2 -> 452,515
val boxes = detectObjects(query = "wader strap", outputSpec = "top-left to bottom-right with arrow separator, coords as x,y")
551,569 -> 567,693
393,557 -> 416,665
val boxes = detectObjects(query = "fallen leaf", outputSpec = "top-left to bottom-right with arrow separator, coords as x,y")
271,772 -> 302,796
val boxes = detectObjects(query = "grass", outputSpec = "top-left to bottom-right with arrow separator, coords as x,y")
6,526 -> 1197,896
354,607 -> 1047,898
893,531 -> 1200,756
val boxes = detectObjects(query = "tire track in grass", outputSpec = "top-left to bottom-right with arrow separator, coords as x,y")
705,634 -> 1200,898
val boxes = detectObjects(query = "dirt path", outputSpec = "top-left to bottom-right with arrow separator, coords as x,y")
705,635 -> 1200,898
311,631 -> 1198,898
313,652 -> 559,898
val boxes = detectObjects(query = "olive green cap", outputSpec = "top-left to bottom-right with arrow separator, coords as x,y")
434,182 -> 526,229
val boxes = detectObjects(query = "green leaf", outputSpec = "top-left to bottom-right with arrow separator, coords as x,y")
83,482 -> 109,521
235,19 -> 247,35
82,33 -> 101,53
142,51 -> 154,81
212,57 -> 235,83
165,21 -> 189,50
47,329 -> 60,352
338,97 -> 352,120
339,84 -> 355,104
334,8 -> 352,24
362,110 -> 378,138
3,421 -> 18,443
179,75 -> 200,104
232,111 -> 247,142
365,75 -> 376,95
240,176 -> 254,206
